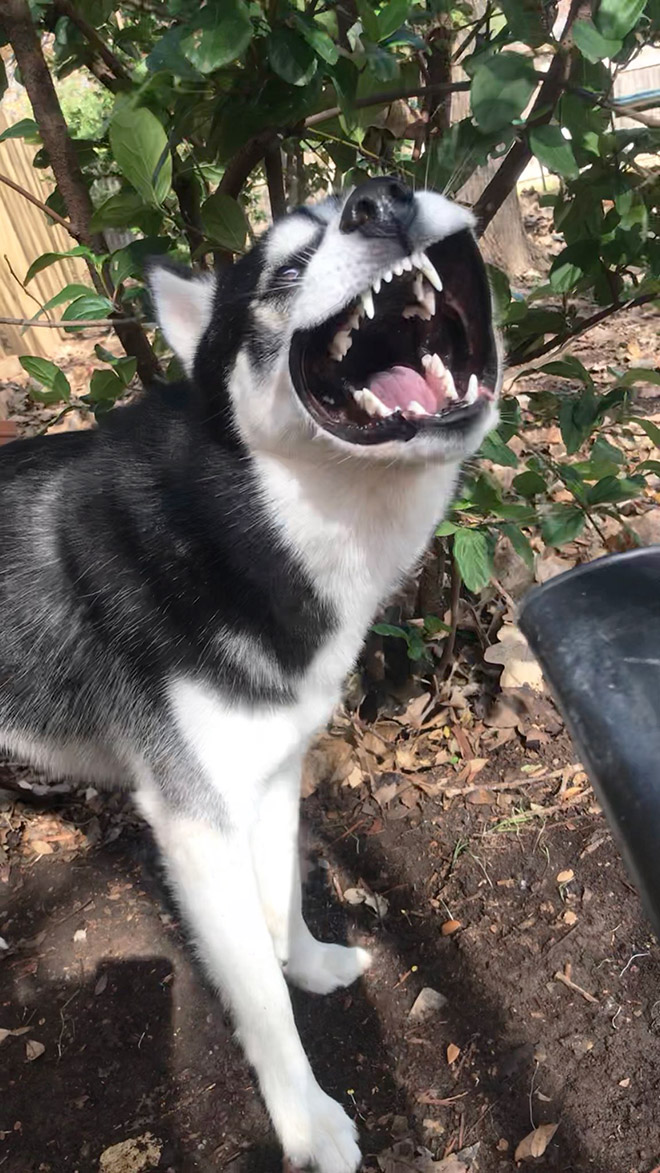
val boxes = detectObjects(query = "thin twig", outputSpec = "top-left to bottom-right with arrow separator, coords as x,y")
0,171 -> 74,235
303,81 -> 470,128
4,253 -> 43,312
507,291 -> 658,367
0,315 -> 144,327
437,542 -> 461,677
554,968 -> 598,1004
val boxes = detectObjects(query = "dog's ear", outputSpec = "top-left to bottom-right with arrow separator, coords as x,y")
148,264 -> 216,376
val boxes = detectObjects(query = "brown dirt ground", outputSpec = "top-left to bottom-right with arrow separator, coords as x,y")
1,192 -> 660,1173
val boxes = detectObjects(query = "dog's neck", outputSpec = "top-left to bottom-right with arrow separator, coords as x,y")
255,448 -> 460,629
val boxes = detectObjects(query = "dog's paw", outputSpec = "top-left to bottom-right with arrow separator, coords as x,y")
283,1083 -> 361,1173
285,942 -> 371,995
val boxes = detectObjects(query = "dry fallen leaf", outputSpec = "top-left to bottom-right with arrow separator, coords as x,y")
483,624 -> 545,692
99,1134 -> 163,1172
563,910 -> 578,926
556,869 -> 574,885
446,1043 -> 460,1065
25,1039 -> 45,1061
514,1122 -> 559,1161
433,1159 -> 468,1173
408,987 -> 448,1021
30,840 -> 54,856
467,787 -> 493,806
95,972 -> 108,996
441,919 -> 461,937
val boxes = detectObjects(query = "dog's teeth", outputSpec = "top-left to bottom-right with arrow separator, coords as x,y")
361,289 -> 375,319
393,260 -> 404,277
372,276 -> 381,295
347,309 -> 361,330
402,256 -> 413,272
402,304 -> 432,321
382,269 -> 393,283
329,330 -> 352,360
421,289 -> 436,318
407,400 -> 427,416
421,354 -> 433,371
465,373 -> 479,405
353,387 -> 391,418
445,368 -> 458,401
413,273 -> 425,304
416,252 -> 443,293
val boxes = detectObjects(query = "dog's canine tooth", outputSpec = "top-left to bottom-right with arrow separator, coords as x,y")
353,387 -> 392,418
361,289 -> 375,319
465,373 -> 479,405
415,252 -> 443,293
421,289 -> 436,318
407,401 -> 427,416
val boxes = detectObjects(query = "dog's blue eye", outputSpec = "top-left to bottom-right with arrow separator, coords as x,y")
278,266 -> 300,282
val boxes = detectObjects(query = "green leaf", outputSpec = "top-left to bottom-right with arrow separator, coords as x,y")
435,520 -> 459,537
572,19 -> 622,62
486,263 -> 511,321
109,100 -> 172,207
595,0 -> 645,40
471,53 -> 537,134
31,283 -> 92,319
377,0 -> 409,40
636,460 -> 660,475
529,125 -> 579,180
268,27 -> 318,86
590,436 -> 624,465
453,529 -> 493,593
0,117 -> 40,143
92,349 -> 136,386
90,190 -> 154,231
201,192 -> 248,252
181,0 -> 253,73
616,368 -> 660,389
500,523 -> 535,571
586,475 -> 644,505
24,245 -> 96,286
147,28 -> 203,78
540,505 -> 585,547
499,0 -> 547,45
632,417 -> 660,447
294,14 -> 339,65
19,356 -> 71,405
423,614 -> 451,636
61,294 -> 114,324
549,242 -> 598,293
480,429 -> 518,467
513,470 -> 547,497
356,0 -> 380,41
538,355 -> 594,387
87,369 -> 125,404
371,622 -> 408,639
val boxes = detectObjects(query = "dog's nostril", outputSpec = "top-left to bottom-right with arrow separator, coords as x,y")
354,197 -> 376,225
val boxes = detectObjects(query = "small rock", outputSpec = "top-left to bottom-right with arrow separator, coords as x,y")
408,987 -> 448,1021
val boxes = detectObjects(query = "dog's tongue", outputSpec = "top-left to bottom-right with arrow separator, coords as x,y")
368,365 -> 437,414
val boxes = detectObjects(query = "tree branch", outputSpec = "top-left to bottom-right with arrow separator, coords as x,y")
53,0 -> 131,86
472,0 -> 583,234
4,0 -> 160,384
303,80 -> 471,129
0,315 -> 143,326
265,143 -> 286,219
506,292 -> 658,367
0,171 -> 73,235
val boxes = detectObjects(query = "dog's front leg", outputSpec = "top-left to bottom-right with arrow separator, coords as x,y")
252,754 -> 371,995
139,788 -> 362,1173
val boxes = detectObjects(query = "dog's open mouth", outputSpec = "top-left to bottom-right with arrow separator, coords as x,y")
290,229 -> 499,445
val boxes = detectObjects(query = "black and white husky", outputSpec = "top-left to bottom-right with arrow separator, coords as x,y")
0,179 -> 499,1171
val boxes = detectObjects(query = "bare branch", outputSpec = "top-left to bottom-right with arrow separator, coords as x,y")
0,170 -> 74,235
506,292 -> 658,367
53,0 -> 132,86
265,143 -> 286,219
0,315 -> 145,327
304,80 -> 471,129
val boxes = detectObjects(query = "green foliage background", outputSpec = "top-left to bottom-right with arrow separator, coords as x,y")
1,0 -> 659,597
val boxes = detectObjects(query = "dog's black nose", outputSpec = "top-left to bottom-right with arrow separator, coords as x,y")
340,176 -> 415,237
